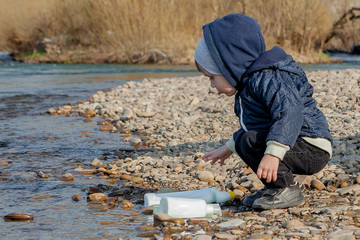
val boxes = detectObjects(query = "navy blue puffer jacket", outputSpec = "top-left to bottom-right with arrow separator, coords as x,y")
203,13 -> 332,148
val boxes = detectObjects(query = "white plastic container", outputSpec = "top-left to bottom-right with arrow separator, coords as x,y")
157,197 -> 222,218
144,188 -> 235,207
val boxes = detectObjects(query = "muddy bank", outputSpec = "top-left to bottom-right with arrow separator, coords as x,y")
50,69 -> 360,239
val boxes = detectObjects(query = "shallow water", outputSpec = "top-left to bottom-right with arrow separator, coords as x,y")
0,62 -> 198,239
0,55 -> 359,239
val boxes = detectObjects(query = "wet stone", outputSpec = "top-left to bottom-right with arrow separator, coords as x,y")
36,171 -> 48,178
59,173 -> 74,181
88,193 -> 107,201
4,213 -> 34,222
72,193 -> 83,202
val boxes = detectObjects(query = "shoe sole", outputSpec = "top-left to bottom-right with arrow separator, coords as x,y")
252,195 -> 305,210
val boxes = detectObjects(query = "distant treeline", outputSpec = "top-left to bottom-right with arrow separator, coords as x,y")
0,0 -> 359,64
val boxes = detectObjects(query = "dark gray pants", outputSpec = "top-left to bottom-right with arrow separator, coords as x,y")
234,130 -> 330,188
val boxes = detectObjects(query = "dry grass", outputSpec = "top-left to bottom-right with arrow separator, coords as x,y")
0,0 -> 357,63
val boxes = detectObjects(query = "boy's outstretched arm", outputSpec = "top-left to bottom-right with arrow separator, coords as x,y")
202,145 -> 233,166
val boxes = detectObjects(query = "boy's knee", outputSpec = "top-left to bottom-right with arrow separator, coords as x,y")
235,130 -> 267,154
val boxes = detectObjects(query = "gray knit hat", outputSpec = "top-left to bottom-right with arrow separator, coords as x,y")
194,37 -> 222,75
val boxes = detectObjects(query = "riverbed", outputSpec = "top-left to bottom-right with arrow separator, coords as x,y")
0,57 -> 360,239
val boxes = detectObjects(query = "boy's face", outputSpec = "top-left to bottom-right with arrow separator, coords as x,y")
198,65 -> 237,96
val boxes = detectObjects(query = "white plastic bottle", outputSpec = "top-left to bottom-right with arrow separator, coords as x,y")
144,188 -> 235,207
157,197 -> 222,218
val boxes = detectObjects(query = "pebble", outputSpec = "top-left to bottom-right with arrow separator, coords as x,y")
36,171 -> 48,178
192,235 -> 212,240
58,173 -> 74,181
283,219 -> 304,228
88,193 -> 107,201
72,193 -> 83,202
153,212 -> 185,225
336,185 -> 360,195
4,213 -> 34,222
216,219 -> 245,229
311,179 -> 326,190
122,200 -> 134,208
214,233 -> 237,239
197,171 -> 214,182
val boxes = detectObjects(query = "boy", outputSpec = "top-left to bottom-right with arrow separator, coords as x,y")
194,13 -> 332,210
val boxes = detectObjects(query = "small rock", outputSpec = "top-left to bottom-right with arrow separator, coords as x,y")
153,212 -> 185,225
122,200 -> 134,208
336,184 -> 360,195
120,108 -> 133,121
294,175 -> 312,188
4,213 -> 34,222
214,233 -> 237,239
311,179 -> 325,190
101,124 -> 115,131
88,186 -> 103,195
197,171 -> 214,182
72,193 -> 83,202
142,205 -> 154,215
84,109 -> 96,118
326,229 -> 355,240
282,219 -> 304,228
59,173 -> 74,181
193,235 -> 212,240
91,158 -> 107,168
216,219 -> 245,229
233,189 -> 245,198
36,171 -> 48,178
88,193 -> 107,201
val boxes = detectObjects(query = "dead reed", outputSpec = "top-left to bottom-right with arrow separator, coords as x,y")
0,0 -> 357,63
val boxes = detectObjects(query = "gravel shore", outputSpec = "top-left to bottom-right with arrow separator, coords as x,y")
50,69 -> 360,239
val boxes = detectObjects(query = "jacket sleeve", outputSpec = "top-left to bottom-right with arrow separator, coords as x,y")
250,71 -> 303,148
225,128 -> 245,154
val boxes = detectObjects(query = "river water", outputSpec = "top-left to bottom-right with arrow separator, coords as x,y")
0,61 -> 199,239
0,53 -> 359,239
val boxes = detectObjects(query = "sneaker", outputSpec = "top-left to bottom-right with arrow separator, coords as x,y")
252,182 -> 305,210
242,187 -> 268,207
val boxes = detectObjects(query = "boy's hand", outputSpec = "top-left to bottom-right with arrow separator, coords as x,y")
257,154 -> 280,183
202,145 -> 233,166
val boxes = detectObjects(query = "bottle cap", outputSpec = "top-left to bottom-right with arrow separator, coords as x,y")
228,191 -> 236,201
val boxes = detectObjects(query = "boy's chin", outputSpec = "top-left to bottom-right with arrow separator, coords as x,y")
223,91 -> 236,96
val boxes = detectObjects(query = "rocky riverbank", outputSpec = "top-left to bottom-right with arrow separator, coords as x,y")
49,69 -> 360,239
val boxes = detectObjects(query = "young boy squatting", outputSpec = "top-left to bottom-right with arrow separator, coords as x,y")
194,13 -> 333,210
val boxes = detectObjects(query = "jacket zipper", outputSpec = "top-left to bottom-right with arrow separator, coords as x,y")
239,96 -> 248,132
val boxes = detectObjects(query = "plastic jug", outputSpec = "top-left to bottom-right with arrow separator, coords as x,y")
144,188 -> 235,207
156,197 -> 222,218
